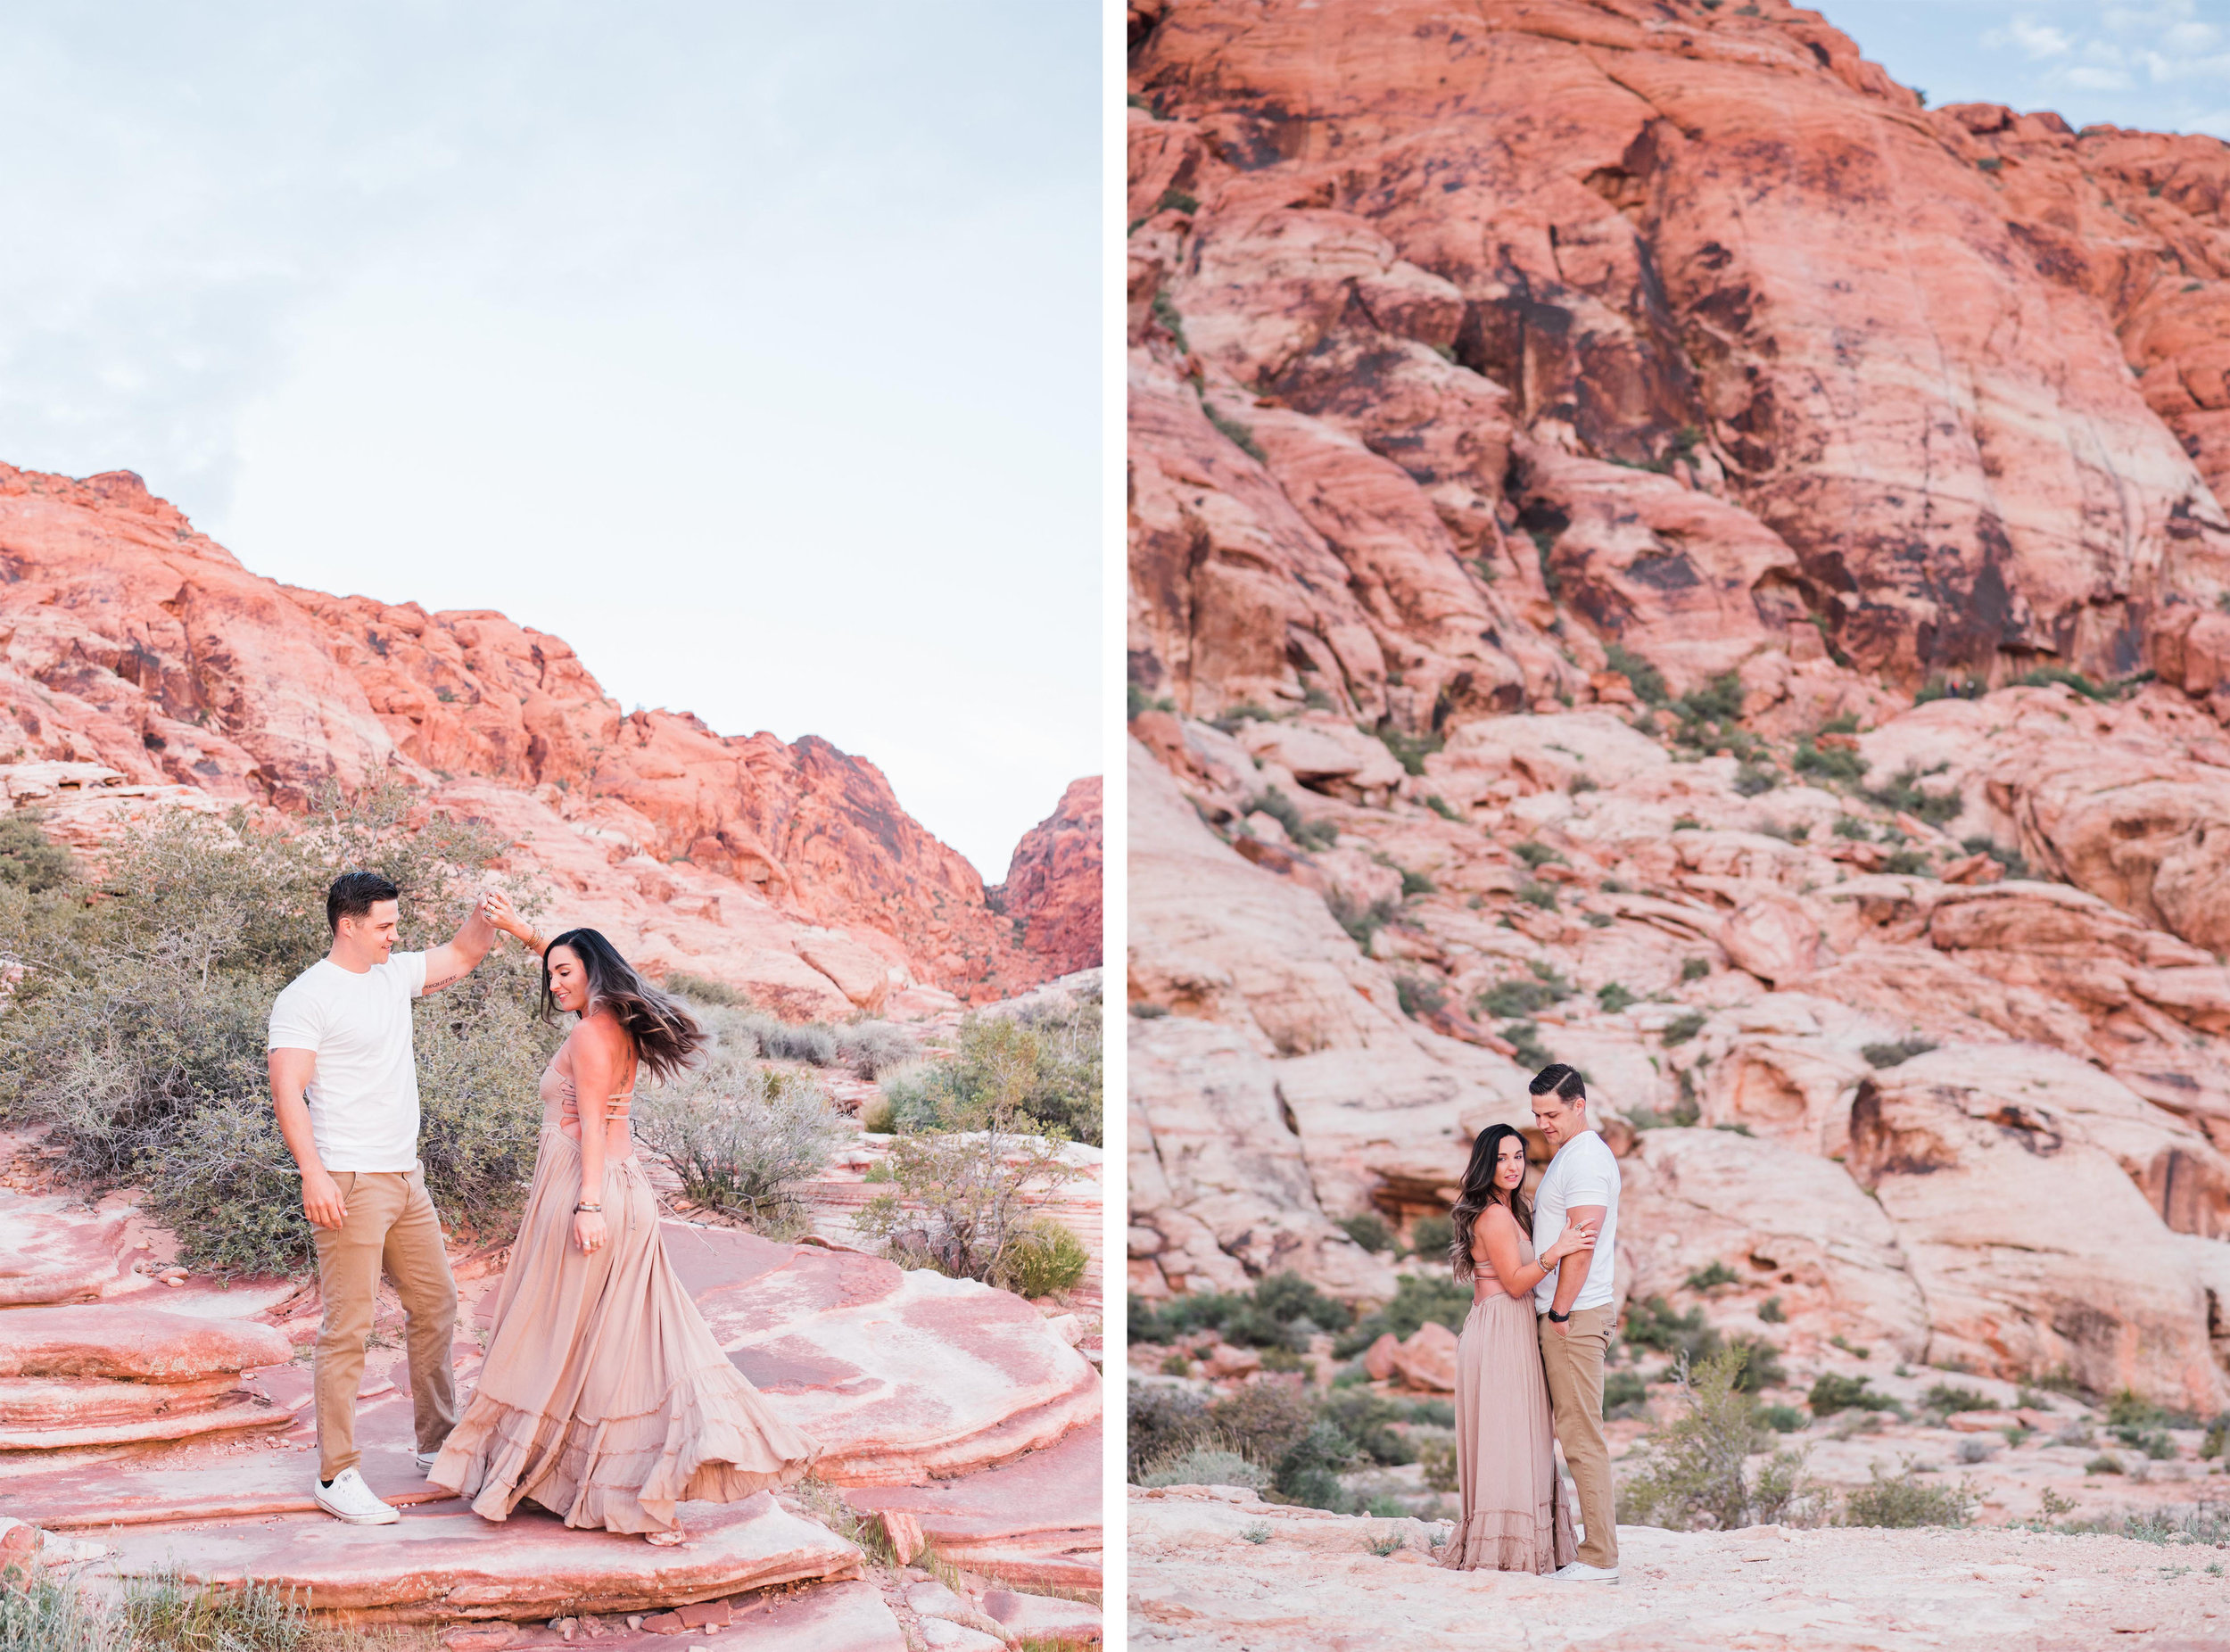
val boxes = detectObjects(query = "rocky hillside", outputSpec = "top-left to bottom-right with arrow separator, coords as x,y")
1127,0 -> 2230,1411
0,461 -> 1099,1015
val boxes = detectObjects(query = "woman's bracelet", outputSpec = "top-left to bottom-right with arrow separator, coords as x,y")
574,1202 -> 601,1213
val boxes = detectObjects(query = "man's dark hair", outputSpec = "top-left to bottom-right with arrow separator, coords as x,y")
327,871 -> 400,932
1529,1061 -> 1586,1103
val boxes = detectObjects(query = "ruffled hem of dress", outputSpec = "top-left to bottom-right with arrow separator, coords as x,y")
1436,1503 -> 1577,1574
429,1364 -> 820,1534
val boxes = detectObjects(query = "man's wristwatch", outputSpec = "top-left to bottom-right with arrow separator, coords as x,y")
1546,1309 -> 1572,1323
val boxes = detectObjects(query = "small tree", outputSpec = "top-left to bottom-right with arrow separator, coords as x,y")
1620,1346 -> 1821,1530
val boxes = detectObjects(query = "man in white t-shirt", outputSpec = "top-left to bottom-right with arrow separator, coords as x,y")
1530,1061 -> 1623,1582
268,870 -> 514,1527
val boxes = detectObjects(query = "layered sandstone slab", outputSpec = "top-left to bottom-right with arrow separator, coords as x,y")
841,1421 -> 1103,1590
0,1195 -> 133,1306
0,1303 -> 293,1450
665,1226 -> 1102,1485
88,1492 -> 859,1624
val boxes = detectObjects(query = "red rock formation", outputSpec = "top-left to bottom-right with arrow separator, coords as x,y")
0,463 -> 1094,1005
1127,0 -> 2230,1411
992,777 -> 1104,976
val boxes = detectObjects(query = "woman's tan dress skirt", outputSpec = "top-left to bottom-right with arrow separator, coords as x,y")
429,1118 -> 820,1533
1440,1264 -> 1579,1574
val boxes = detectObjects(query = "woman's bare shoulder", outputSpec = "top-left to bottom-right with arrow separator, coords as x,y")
567,1011 -> 629,1059
1479,1202 -> 1518,1233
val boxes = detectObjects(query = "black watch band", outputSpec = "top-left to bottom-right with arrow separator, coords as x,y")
1546,1309 -> 1572,1323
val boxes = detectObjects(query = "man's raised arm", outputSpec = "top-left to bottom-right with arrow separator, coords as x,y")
421,888 -> 516,994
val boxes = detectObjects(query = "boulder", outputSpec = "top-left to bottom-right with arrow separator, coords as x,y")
1387,1321 -> 1458,1392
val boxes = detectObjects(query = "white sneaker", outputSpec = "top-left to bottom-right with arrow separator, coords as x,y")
312,1466 -> 400,1525
1551,1560 -> 1621,1583
415,1450 -> 441,1474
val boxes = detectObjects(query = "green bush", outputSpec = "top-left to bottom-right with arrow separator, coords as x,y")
1500,1020 -> 1555,1069
2112,1425 -> 2176,1461
1205,401 -> 1264,462
1809,1373 -> 1904,1418
1127,1382 -> 1209,1480
1425,794 -> 1464,822
1369,723 -> 1445,777
1321,1389 -> 1416,1466
1408,1213 -> 1453,1260
1727,1334 -> 1787,1392
1604,644 -> 1669,706
0,813 -> 73,892
1662,1010 -> 1706,1046
0,789 -> 553,1276
1418,1435 -> 1459,1492
2107,1389 -> 2200,1430
1792,739 -> 1866,784
1136,1446 -> 1269,1491
1676,673 -> 1745,726
1474,976 -> 1563,1018
1327,888 -> 1400,947
1921,1383 -> 1993,1416
1686,1260 -> 1740,1293
1605,1368 -> 1650,1419
1620,1347 -> 1816,1530
1004,1216 -> 1090,1298
1210,1381 -> 1319,1468
1680,957 -> 1710,982
1273,1419 -> 1357,1509
665,970 -> 751,1006
1247,787 -> 1339,852
1131,1271 -> 1352,1349
1759,1403 -> 1806,1433
1394,972 -> 1448,1020
1867,764 -> 1962,826
1515,880 -> 1558,912
1733,763 -> 1780,797
1758,1296 -> 1786,1324
1623,1295 -> 1720,1367
873,997 -> 1100,1145
2015,665 -> 2114,701
1841,1459 -> 1978,1527
1333,1274 -> 1472,1358
1513,841 -> 1565,869
635,1054 -> 840,1235
1338,1211 -> 1395,1254
1597,982 -> 1635,1012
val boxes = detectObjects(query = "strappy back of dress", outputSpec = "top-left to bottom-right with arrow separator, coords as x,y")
539,1054 -> 639,1154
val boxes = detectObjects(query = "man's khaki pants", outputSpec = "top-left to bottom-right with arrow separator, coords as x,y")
310,1169 -> 458,1483
1540,1304 -> 1619,1569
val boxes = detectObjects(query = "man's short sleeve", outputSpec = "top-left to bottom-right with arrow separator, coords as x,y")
1559,1139 -> 1617,1205
393,951 -> 430,999
268,979 -> 323,1053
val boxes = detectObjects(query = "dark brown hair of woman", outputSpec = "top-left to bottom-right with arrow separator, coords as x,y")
538,927 -> 706,1082
1447,1121 -> 1533,1282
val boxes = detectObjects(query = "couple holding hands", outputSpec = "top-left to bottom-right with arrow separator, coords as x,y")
266,872 -> 816,1540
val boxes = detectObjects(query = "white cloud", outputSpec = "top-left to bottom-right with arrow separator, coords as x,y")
2007,18 -> 2075,56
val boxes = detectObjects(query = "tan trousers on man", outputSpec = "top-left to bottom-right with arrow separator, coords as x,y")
310,1169 -> 458,1482
1540,1303 -> 1620,1568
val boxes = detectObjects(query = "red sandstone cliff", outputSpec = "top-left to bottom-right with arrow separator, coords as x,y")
993,777 -> 1105,978
1127,0 -> 2230,1415
0,462 -> 1097,1012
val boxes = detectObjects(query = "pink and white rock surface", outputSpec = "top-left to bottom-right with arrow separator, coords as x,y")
1127,1487 -> 2227,1650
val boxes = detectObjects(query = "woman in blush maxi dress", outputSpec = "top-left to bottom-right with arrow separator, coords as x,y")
1439,1122 -> 1594,1574
430,921 -> 818,1540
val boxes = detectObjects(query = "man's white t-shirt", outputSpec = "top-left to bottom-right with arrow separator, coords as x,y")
1532,1127 -> 1621,1313
267,952 -> 429,1173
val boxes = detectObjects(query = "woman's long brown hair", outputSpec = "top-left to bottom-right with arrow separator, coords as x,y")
539,927 -> 706,1082
1447,1122 -> 1532,1282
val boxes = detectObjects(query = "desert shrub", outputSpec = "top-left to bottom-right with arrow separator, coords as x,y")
1474,977 -> 1561,1018
666,970 -> 752,1006
1273,1419 -> 1358,1509
1425,794 -> 1464,822
634,1061 -> 841,1234
1338,1211 -> 1395,1253
1370,723 -> 1444,777
1127,1383 -> 1210,1480
1604,644 -> 1669,706
1841,1459 -> 1978,1527
1662,1010 -> 1706,1045
0,813 -> 73,892
1209,1381 -> 1319,1467
1921,1383 -> 1993,1416
1620,1347 -> 1817,1530
1251,1270 -> 1355,1336
832,1020 -> 917,1078
2107,1389 -> 2199,1430
1792,739 -> 1866,784
1394,972 -> 1447,1020
0,1565 -> 116,1652
2016,665 -> 2114,701
1726,1335 -> 1787,1392
1418,1434 -> 1459,1492
1605,1369 -> 1650,1419
2087,1451 -> 2127,1474
1960,834 -> 2031,880
873,999 -> 1101,1145
1333,1273 -> 1473,1358
1759,1404 -> 1806,1433
749,1017 -> 841,1065
1136,1446 -> 1270,1491
0,788 -> 552,1276
1327,888 -> 1400,947
1862,1037 -> 1937,1069
1732,762 -> 1780,797
1393,1219 -> 1450,1268
856,1104 -> 1078,1290
1398,865 -> 1436,898
1680,957 -> 1710,982
1597,981 -> 1635,1012
1132,1271 -> 1351,1351
2113,1425 -> 2176,1461
1675,673 -> 1745,726
1003,1216 -> 1090,1298
120,1568 -> 323,1652
1955,1437 -> 1997,1465
1623,1295 -> 1722,1368
1866,763 -> 1962,826
1500,1020 -> 1555,1069
1686,1260 -> 1740,1293
1512,841 -> 1565,869
1881,849 -> 1934,876
1515,880 -> 1558,912
1809,1373 -> 1904,1419
1321,1389 -> 1416,1466
1759,1296 -> 1786,1324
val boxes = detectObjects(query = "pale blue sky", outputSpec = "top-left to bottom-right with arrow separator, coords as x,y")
0,3 -> 1100,881
1824,0 -> 2230,135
